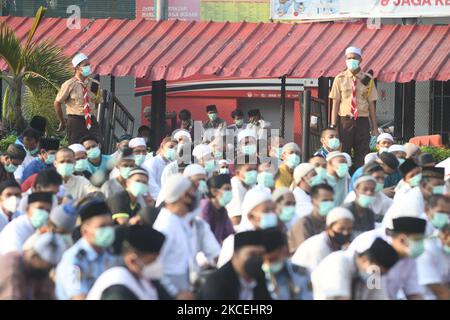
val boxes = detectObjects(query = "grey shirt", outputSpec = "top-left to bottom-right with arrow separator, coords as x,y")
101,178 -> 125,198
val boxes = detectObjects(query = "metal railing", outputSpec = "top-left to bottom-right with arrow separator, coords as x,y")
98,90 -> 135,154
300,91 -> 327,159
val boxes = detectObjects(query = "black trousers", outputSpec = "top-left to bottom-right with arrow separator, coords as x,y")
67,115 -> 102,145
338,116 -> 370,169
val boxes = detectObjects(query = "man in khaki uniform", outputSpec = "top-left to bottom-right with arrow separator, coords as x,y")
54,53 -> 102,145
329,47 -> 379,169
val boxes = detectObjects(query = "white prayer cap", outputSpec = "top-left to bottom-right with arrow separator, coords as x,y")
404,142 -> 420,158
342,152 -> 352,167
159,174 -> 191,204
282,142 -> 300,154
326,207 -> 354,227
272,187 -> 292,202
377,133 -> 394,143
237,129 -> 257,143
173,130 -> 192,142
354,175 -> 376,189
32,233 -> 68,265
345,46 -> 362,57
69,143 -> 86,153
326,151 -> 350,165
219,159 -> 230,166
129,137 -> 146,149
192,144 -> 213,159
242,188 -> 272,217
382,200 -> 423,230
293,163 -> 315,184
388,144 -> 406,153
183,164 -> 206,178
364,152 -> 378,164
72,53 -> 88,68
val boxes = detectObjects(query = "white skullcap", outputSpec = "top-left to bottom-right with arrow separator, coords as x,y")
377,133 -> 394,143
293,163 -> 315,184
173,130 -> 192,142
272,187 -> 292,202
282,142 -> 300,154
183,164 -> 206,178
129,137 -> 146,148
345,46 -> 362,57
382,199 -> 424,230
241,188 -> 272,217
404,143 -> 420,158
159,174 -> 191,204
69,143 -> 86,153
72,53 -> 88,68
32,233 -> 68,265
219,159 -> 230,166
326,151 -> 349,165
326,207 -> 354,227
354,175 -> 376,189
364,152 -> 378,164
192,144 -> 213,159
342,152 -> 352,167
237,129 -> 257,143
388,144 -> 406,153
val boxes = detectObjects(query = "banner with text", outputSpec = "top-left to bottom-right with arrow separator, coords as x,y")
136,0 -> 200,20
270,0 -> 450,20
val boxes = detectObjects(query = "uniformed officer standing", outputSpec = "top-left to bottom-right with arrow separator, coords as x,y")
54,53 -> 102,145
329,47 -> 379,169
55,199 -> 118,300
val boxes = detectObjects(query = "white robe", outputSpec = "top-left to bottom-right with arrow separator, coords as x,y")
142,155 -> 169,200
292,231 -> 333,272
225,177 -> 249,219
344,190 -> 393,217
0,214 -> 35,254
87,266 -> 158,300
292,187 -> 313,219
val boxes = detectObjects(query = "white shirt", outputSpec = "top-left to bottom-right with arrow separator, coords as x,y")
292,231 -> 333,272
226,177 -> 250,219
0,206 -> 22,232
87,266 -> 158,300
18,193 -> 58,216
348,228 -> 423,299
383,187 -> 425,229
312,250 -> 388,300
292,187 -> 313,219
393,179 -> 412,201
142,155 -> 170,200
239,277 -> 257,300
344,190 -> 392,218
0,214 -> 35,254
14,153 -> 35,182
190,217 -> 221,269
64,175 -> 99,200
416,237 -> 450,300
155,161 -> 180,206
217,223 -> 255,268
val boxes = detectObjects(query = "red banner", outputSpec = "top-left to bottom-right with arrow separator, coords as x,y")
136,0 -> 200,20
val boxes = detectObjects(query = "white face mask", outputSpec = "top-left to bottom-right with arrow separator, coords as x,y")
3,196 -> 20,213
141,259 -> 164,280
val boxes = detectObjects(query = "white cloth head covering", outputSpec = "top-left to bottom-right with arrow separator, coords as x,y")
69,143 -> 86,153
272,187 -> 292,202
282,142 -> 300,154
404,142 -> 420,158
241,188 -> 272,217
326,207 -> 354,227
364,152 -> 379,164
345,46 -> 362,57
183,164 -> 206,178
237,129 -> 257,143
192,144 -> 213,159
388,144 -> 406,153
129,137 -> 146,148
173,130 -> 192,142
72,53 -> 88,68
32,233 -> 68,265
353,175 -> 377,189
159,174 -> 191,204
382,198 -> 424,230
218,159 -> 230,166
326,151 -> 350,165
293,163 -> 315,184
377,133 -> 394,143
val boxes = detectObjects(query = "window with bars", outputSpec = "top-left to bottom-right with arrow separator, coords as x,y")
430,81 -> 450,145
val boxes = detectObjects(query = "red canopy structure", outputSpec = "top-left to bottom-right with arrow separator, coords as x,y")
1,16 -> 449,83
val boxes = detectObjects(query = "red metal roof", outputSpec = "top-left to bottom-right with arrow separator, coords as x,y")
1,16 -> 449,82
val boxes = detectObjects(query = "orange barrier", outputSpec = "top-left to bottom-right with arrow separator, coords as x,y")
409,135 -> 443,147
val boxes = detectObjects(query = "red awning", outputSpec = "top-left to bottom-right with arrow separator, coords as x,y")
1,16 -> 449,82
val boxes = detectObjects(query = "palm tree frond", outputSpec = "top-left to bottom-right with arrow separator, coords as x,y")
0,22 -> 22,74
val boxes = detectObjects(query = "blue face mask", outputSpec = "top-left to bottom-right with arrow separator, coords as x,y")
444,245 -> 450,255
75,159 -> 88,172
257,171 -> 274,189
327,138 -> 340,150
357,194 -> 375,208
208,113 -> 217,121
214,151 -> 223,159
279,206 -> 296,222
204,159 -> 216,173
235,119 -> 244,127
244,170 -> 258,186
335,163 -> 349,178
315,167 -> 327,180
431,212 -> 449,230
318,201 -> 335,217
30,208 -> 49,228
407,238 -> 425,259
286,154 -> 301,169
45,154 -> 56,165
260,213 -> 278,229
28,147 -> 39,156
4,163 -> 17,173
119,167 -> 133,180
432,185 -> 445,195
81,65 -> 92,77
308,174 -> 323,187
56,163 -> 74,177
127,181 -> 148,197
134,154 -> 146,166
375,182 -> 384,193
346,59 -> 360,71
165,148 -> 176,161
94,226 -> 115,248
398,158 -> 406,165
218,190 -> 233,207
198,180 -> 208,194
242,144 -> 257,156
275,147 -> 283,159
408,173 -> 422,187
87,146 -> 101,160
262,260 -> 285,275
